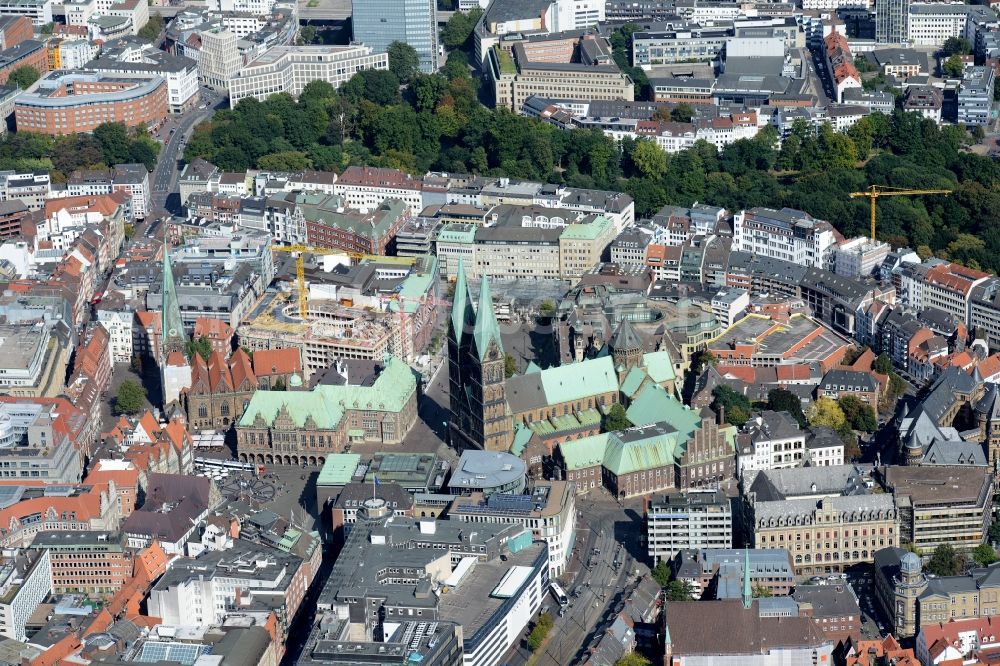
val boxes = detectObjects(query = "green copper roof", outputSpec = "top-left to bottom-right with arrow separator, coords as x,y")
626,384 -> 700,437
540,356 -> 618,406
558,433 -> 609,471
317,453 -> 362,486
620,367 -> 648,398
642,351 -> 676,384
603,427 -> 681,476
389,257 -> 437,314
239,356 -> 417,429
450,259 -> 475,344
161,242 -> 188,355
510,423 -> 533,457
559,215 -> 612,241
525,361 -> 541,374
473,275 -> 503,360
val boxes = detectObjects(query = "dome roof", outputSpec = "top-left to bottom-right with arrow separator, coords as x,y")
901,551 -> 921,574
289,373 -> 303,387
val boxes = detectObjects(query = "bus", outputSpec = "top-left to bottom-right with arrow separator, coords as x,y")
194,458 -> 257,474
550,582 -> 568,607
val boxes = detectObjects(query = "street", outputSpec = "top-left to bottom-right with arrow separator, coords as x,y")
149,86 -> 226,221
501,494 -> 648,665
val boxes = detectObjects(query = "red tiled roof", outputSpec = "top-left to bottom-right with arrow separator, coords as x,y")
252,348 -> 302,377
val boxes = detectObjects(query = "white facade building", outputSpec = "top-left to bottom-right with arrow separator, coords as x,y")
0,550 -> 52,641
0,0 -> 51,25
711,288 -> 750,329
97,309 -> 134,363
737,412 -> 808,475
733,207 -> 837,269
646,490 -> 733,564
228,45 -> 389,106
198,27 -> 241,91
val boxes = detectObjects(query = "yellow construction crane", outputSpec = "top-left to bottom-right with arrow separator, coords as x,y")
271,245 -> 416,319
849,185 -> 951,242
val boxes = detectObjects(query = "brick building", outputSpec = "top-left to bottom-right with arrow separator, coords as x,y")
32,530 -> 134,597
14,71 -> 166,134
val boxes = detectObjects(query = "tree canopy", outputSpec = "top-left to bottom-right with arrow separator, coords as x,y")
605,404 -> 631,432
177,53 -> 1000,274
712,385 -> 751,427
185,335 -> 213,362
115,379 -> 147,415
926,544 -> 966,576
387,41 -> 420,84
767,389 -> 807,427
137,13 -> 165,40
7,66 -> 39,90
839,395 -> 878,432
807,397 -> 847,431
974,543 -> 998,567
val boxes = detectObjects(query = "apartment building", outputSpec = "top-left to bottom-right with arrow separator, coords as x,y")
229,45 -> 388,105
299,194 -> 410,255
333,166 -> 423,216
736,411 -> 807,475
898,260 -> 989,324
733,207 -> 838,269
958,65 -> 995,126
646,489 -> 732,564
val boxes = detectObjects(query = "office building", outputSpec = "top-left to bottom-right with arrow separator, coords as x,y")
0,0 -> 50,26
0,549 -> 51,641
14,71 -> 167,135
733,207 -> 837,269
31,531 -> 132,597
352,0 -> 437,74
673,548 -> 795,599
316,499 -> 547,666
228,44 -> 388,105
448,481 -> 576,577
883,465 -> 993,554
646,490 -> 732,563
198,26 -> 241,91
877,0 -> 909,43
489,32 -> 634,112
743,465 -> 898,575
907,3 -> 998,46
958,65 -> 995,126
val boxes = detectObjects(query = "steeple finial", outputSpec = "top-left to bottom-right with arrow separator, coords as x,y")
742,547 -> 752,610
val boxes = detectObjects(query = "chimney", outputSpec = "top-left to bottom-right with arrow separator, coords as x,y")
718,404 -> 725,426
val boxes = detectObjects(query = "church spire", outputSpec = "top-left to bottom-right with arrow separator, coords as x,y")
473,274 -> 503,360
450,258 -> 476,345
160,240 -> 187,359
742,547 -> 753,609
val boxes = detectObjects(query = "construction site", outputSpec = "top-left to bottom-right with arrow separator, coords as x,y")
236,251 -> 443,379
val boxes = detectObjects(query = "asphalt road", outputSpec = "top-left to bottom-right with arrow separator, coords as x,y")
500,494 -> 648,665
150,87 -> 225,219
